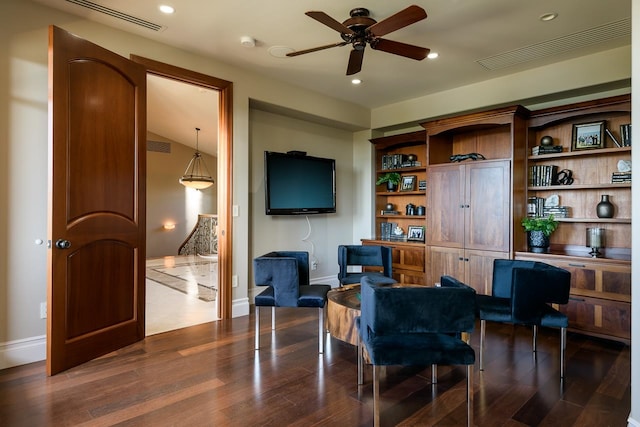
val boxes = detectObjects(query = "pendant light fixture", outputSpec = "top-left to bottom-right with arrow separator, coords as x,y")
180,127 -> 214,190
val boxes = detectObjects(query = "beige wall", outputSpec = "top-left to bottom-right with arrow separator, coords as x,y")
249,108 -> 355,291
0,0 -> 634,377
146,133 -> 217,258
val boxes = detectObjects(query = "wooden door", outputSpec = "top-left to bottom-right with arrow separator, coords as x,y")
47,26 -> 146,375
426,246 -> 464,286
427,164 -> 464,247
465,160 -> 510,252
465,249 -> 509,295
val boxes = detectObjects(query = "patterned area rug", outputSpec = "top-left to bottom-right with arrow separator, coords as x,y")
146,256 -> 217,302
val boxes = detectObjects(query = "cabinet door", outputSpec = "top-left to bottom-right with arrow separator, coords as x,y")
426,246 -> 465,286
465,249 -> 509,295
465,160 -> 510,252
428,165 -> 464,247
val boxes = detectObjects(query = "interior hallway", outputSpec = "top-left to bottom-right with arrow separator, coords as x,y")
145,255 -> 219,336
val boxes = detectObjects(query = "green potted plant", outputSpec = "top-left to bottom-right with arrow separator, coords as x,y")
376,172 -> 401,192
521,215 -> 559,253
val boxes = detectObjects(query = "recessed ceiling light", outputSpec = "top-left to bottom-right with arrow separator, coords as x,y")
539,13 -> 558,22
269,46 -> 295,58
427,52 -> 439,59
351,78 -> 362,85
159,5 -> 175,14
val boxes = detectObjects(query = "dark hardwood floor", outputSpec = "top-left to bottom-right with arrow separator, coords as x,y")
0,308 -> 630,426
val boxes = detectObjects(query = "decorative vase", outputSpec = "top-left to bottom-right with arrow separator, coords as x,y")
527,230 -> 549,253
387,181 -> 397,192
596,195 -> 614,218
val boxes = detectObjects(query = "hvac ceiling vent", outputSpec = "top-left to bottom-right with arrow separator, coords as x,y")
147,140 -> 171,153
477,17 -> 630,71
65,0 -> 165,32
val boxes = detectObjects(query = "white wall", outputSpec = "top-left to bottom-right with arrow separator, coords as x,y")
249,108 -> 355,292
146,133 -> 217,258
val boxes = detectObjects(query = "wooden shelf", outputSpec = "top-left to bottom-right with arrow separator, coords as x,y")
528,183 -> 631,191
528,146 -> 631,161
556,217 -> 631,224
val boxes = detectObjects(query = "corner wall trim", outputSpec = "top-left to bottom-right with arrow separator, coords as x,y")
0,335 -> 46,370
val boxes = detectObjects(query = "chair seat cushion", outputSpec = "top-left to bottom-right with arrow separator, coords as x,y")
340,272 -> 387,285
298,285 -> 331,307
476,294 -> 512,322
540,304 -> 569,328
363,332 -> 475,366
255,285 -> 330,308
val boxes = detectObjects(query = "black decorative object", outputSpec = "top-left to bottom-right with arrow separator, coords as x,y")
596,195 -> 614,218
527,230 -> 550,253
540,135 -> 554,146
450,152 -> 486,162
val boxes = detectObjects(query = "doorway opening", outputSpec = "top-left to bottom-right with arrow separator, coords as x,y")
131,55 -> 234,331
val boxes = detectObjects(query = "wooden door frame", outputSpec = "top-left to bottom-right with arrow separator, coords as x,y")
130,55 -> 233,319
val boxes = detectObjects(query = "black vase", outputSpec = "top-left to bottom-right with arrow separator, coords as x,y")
528,230 -> 549,253
387,181 -> 397,192
596,195 -> 614,218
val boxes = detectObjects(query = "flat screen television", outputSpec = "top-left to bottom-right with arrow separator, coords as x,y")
264,151 -> 336,215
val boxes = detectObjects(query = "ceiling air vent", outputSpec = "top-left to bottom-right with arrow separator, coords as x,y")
477,17 -> 630,71
65,0 -> 164,31
147,140 -> 171,153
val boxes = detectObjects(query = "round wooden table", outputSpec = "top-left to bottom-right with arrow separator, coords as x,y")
326,285 -> 361,345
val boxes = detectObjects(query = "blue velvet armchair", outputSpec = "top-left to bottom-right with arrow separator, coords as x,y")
356,275 -> 476,427
337,245 -> 393,286
254,251 -> 331,353
476,259 -> 571,377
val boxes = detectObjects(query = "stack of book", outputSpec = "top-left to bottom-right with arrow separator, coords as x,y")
381,154 -> 422,169
620,124 -> 632,147
381,210 -> 400,215
527,197 -> 545,217
529,165 -> 559,186
543,206 -> 570,218
531,145 -> 563,155
380,222 -> 395,240
612,171 -> 631,183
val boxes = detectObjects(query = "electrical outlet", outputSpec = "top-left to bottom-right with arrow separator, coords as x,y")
311,260 -> 318,270
40,302 -> 47,319
232,275 -> 238,288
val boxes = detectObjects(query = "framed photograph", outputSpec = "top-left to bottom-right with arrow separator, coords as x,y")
572,121 -> 604,151
407,225 -> 425,242
400,175 -> 416,192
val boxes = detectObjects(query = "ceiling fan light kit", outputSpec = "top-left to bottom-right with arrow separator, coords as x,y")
287,5 -> 430,75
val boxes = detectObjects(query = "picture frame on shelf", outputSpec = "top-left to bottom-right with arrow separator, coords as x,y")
407,225 -> 425,242
572,121 -> 604,151
400,175 -> 416,192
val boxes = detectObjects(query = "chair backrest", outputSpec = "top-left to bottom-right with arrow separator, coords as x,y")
253,251 -> 310,307
360,275 -> 476,337
338,245 -> 392,280
492,259 -> 571,323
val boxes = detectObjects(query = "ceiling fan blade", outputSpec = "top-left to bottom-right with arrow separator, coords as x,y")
306,11 -> 355,35
367,5 -> 427,37
371,38 -> 430,60
346,49 -> 364,75
286,42 -> 348,57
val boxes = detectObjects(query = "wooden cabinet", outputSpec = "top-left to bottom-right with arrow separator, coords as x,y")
515,252 -> 630,343
525,94 -> 631,258
421,106 -> 529,291
368,130 -> 427,284
517,94 -> 631,344
362,239 -> 426,285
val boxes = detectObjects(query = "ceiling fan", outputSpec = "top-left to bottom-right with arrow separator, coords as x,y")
286,5 -> 430,75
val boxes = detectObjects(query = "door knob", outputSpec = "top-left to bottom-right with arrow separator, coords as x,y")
55,239 -> 71,249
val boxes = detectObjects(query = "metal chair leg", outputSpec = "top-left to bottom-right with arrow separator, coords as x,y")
467,365 -> 474,427
318,307 -> 324,353
271,306 -> 276,330
373,365 -> 381,427
560,327 -> 567,378
431,364 -> 437,383
357,335 -> 364,385
533,324 -> 538,354
254,305 -> 260,350
480,319 -> 486,371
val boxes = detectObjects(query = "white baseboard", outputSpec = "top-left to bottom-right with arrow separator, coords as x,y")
232,297 -> 250,318
0,335 -> 46,370
628,415 -> 639,427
